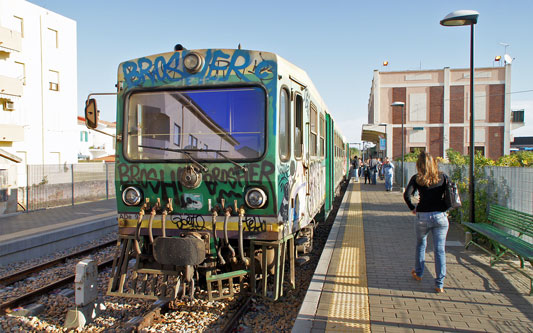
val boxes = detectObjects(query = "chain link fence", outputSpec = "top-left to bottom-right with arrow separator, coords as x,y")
21,163 -> 115,211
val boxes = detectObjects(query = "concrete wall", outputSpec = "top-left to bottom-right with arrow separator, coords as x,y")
0,0 -> 78,187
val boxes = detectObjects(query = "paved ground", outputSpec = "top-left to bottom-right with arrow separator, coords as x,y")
362,181 -> 533,332
294,178 -> 533,332
0,199 -> 115,243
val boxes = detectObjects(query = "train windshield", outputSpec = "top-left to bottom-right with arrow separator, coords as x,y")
125,86 -> 266,161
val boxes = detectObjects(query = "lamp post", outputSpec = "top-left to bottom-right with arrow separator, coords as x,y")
391,102 -> 405,191
441,9 -> 479,223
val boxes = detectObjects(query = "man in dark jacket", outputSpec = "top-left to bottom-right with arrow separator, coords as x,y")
369,155 -> 379,185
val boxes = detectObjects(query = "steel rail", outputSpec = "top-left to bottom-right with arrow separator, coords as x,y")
221,296 -> 252,333
0,258 -> 114,315
0,240 -> 116,286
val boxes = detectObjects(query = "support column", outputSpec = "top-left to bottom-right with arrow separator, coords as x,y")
443,67 -> 451,158
503,63 -> 512,155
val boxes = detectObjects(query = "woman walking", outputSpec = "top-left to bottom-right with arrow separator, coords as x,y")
382,157 -> 394,191
403,152 -> 449,293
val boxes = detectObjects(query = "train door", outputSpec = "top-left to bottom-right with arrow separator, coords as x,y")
325,114 -> 333,213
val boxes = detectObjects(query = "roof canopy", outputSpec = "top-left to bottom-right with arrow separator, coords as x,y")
361,124 -> 386,144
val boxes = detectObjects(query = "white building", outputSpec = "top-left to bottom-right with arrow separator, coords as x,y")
0,0 -> 77,213
77,116 -> 116,162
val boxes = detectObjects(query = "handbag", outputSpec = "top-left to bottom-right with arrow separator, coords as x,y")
443,174 -> 462,210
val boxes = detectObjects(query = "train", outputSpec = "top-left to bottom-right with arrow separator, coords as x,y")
84,45 -> 349,301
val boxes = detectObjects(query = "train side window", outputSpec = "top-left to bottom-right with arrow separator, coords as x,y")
279,88 -> 291,161
319,113 -> 325,158
310,102 -> 317,157
294,94 -> 303,158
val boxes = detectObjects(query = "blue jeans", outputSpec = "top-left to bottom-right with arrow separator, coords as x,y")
371,169 -> 377,184
414,211 -> 449,289
384,169 -> 393,190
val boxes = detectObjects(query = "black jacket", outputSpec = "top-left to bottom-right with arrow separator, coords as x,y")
403,173 -> 447,212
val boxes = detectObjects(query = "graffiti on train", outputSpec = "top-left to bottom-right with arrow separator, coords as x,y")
171,213 -> 207,230
122,50 -> 276,89
307,161 -> 325,215
117,161 -> 275,202
277,163 -> 290,223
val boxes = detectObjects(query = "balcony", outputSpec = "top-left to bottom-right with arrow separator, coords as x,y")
0,75 -> 23,98
0,26 -> 22,53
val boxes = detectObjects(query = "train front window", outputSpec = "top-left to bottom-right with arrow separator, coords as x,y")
125,87 -> 266,161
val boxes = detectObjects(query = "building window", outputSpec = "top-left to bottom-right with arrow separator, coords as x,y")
173,123 -> 181,146
469,146 -> 485,156
13,16 -> 23,37
80,131 -> 88,142
410,147 -> 426,153
188,135 -> 197,148
294,94 -> 303,158
47,28 -> 58,48
512,109 -> 525,123
49,70 -> 59,91
310,102 -> 318,156
409,93 -> 427,121
279,88 -> 290,161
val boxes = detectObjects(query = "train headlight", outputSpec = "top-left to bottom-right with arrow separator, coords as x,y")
122,186 -> 142,206
183,52 -> 204,73
245,188 -> 267,209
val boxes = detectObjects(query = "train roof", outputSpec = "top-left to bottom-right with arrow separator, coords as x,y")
119,48 -> 343,141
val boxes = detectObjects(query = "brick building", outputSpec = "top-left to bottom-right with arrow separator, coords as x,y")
362,65 -> 518,160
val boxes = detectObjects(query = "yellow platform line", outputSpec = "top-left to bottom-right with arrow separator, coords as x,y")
324,181 -> 370,332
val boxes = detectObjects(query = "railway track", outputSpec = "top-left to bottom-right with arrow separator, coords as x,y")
0,258 -> 114,315
0,239 -> 117,315
0,239 -> 116,287
125,296 -> 252,332
221,296 -> 251,333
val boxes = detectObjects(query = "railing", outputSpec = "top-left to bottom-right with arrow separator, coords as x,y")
22,163 -> 116,211
395,162 -> 533,215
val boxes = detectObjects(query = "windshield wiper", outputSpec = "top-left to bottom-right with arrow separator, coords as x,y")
138,145 -> 208,172
139,145 -> 248,173
216,151 -> 248,172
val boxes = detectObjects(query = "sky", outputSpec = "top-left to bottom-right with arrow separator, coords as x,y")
28,0 -> 533,144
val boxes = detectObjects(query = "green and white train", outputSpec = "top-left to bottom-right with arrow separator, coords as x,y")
85,46 -> 349,301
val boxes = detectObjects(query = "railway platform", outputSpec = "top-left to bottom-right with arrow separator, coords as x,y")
293,179 -> 533,332
0,200 -> 116,266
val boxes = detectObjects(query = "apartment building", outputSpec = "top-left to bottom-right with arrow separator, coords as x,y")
0,0 -> 77,213
77,116 -> 116,161
362,65 -> 523,160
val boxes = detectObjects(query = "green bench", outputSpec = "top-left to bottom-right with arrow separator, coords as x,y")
463,204 -> 533,295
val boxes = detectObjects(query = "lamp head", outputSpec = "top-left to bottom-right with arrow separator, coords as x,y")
440,10 -> 479,26
391,101 -> 405,107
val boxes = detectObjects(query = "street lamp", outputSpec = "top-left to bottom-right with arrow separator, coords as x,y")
391,101 -> 405,191
441,9 -> 479,223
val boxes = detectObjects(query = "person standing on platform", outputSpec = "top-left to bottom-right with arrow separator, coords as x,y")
352,156 -> 359,182
403,152 -> 449,293
369,155 -> 379,185
363,159 -> 370,184
382,157 -> 394,191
